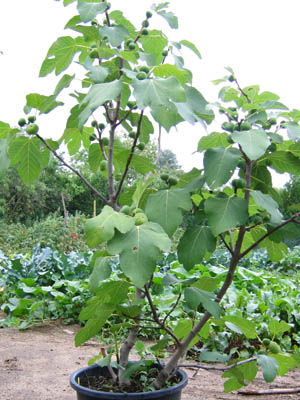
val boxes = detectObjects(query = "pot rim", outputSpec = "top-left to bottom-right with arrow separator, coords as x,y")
70,364 -> 188,399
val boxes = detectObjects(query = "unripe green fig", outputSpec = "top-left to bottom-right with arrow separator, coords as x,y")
89,134 -> 97,142
91,44 -> 97,49
228,74 -> 235,82
134,212 -> 148,226
18,118 -> 26,127
139,65 -> 150,74
268,143 -> 277,152
101,137 -> 109,146
141,28 -> 149,35
237,159 -> 246,169
162,50 -> 168,57
120,205 -> 131,215
262,338 -> 271,346
98,123 -> 105,130
28,116 -> 36,123
168,177 -> 178,186
105,2 -> 111,10
89,49 -> 99,59
128,42 -> 136,51
137,142 -> 145,151
100,159 -> 108,171
26,123 -> 39,135
91,21 -> 98,26
91,120 -> 98,128
131,207 -> 143,216
269,118 -> 277,126
251,214 -> 263,224
146,11 -> 153,18
257,350 -> 265,355
240,122 -> 252,131
136,71 -> 147,80
229,111 -> 238,121
142,20 -> 150,28
160,173 -> 169,182
232,178 -> 247,189
127,100 -> 137,109
268,341 -> 281,354
227,135 -> 234,144
222,122 -> 235,132
129,131 -> 136,139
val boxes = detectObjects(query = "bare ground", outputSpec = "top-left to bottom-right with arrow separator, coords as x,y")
1,320 -> 300,400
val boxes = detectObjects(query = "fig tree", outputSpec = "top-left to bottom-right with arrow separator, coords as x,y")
142,20 -> 150,28
232,178 -> 247,189
101,137 -> 109,146
162,50 -> 168,57
268,341 -> 281,354
18,118 -> 26,127
128,42 -> 136,51
168,177 -> 178,186
98,123 -> 105,130
135,212 -> 148,226
137,142 -> 145,151
240,122 -> 252,131
141,28 -> 149,35
146,11 -> 153,18
136,71 -> 147,80
91,120 -> 98,128
222,122 -> 235,132
100,159 -> 108,171
26,123 -> 39,135
160,173 -> 169,182
28,116 -> 36,123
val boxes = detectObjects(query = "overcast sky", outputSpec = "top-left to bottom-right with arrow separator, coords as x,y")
1,1 -> 300,186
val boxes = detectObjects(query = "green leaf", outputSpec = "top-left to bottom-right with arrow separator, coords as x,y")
184,287 -> 221,318
8,137 -> 42,184
132,177 -> 155,208
192,277 -> 219,292
205,195 -> 248,236
89,257 -> 112,293
156,9 -> 178,29
85,206 -> 134,248
77,1 -> 107,22
178,226 -> 216,270
180,39 -> 201,59
176,87 -> 214,124
99,25 -> 129,47
78,80 -> 123,128
223,316 -> 257,339
140,29 -> 168,59
204,147 -> 241,189
151,103 -> 183,131
26,93 -> 63,114
40,36 -> 86,76
232,129 -> 269,160
53,74 -> 75,96
251,191 -> 283,225
270,354 -> 296,376
0,121 -> 12,139
132,76 -> 186,109
75,304 -> 115,346
153,64 -> 192,85
145,189 -> 192,237
116,305 -> 141,318
109,11 -> 136,36
268,151 -> 300,174
107,222 -> 171,288
0,139 -> 10,176
286,122 -> 300,140
198,132 -> 229,151
224,378 -> 244,393
257,355 -> 278,383
268,320 -> 291,337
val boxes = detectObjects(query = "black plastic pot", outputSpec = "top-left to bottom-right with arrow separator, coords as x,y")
70,364 -> 188,400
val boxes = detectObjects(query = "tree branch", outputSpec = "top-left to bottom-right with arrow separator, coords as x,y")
34,132 -> 109,205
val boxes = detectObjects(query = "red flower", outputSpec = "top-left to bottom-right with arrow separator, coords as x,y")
71,233 -> 78,239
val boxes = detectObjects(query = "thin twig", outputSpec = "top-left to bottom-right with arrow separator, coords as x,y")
163,293 -> 182,325
238,388 -> 300,395
178,357 -> 256,372
34,132 -> 109,205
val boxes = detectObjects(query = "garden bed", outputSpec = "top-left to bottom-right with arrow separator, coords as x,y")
1,320 -> 300,400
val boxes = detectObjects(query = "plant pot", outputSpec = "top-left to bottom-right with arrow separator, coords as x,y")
70,364 -> 188,400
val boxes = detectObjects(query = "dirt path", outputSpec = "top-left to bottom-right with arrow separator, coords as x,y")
1,321 -> 300,400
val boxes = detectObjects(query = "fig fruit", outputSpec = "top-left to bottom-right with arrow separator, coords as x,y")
135,212 -> 148,226
26,123 -> 39,135
18,118 -> 26,127
136,71 -> 147,80
268,341 -> 281,354
28,116 -> 36,123
100,160 -> 108,171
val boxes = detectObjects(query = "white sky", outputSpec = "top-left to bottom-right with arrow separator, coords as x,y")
1,1 -> 300,187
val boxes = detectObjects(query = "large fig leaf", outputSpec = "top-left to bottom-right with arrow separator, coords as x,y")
77,2 -> 107,22
205,195 -> 248,236
85,206 -> 134,248
184,287 -> 221,318
251,190 -> 283,224
204,147 -> 241,189
145,189 -> 192,237
132,76 -> 186,109
107,222 -> 171,288
178,226 -> 216,270
232,129 -> 269,160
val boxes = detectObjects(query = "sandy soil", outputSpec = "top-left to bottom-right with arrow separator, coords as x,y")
1,320 -> 300,400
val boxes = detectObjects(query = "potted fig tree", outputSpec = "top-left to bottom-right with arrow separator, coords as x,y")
2,0 -> 300,398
